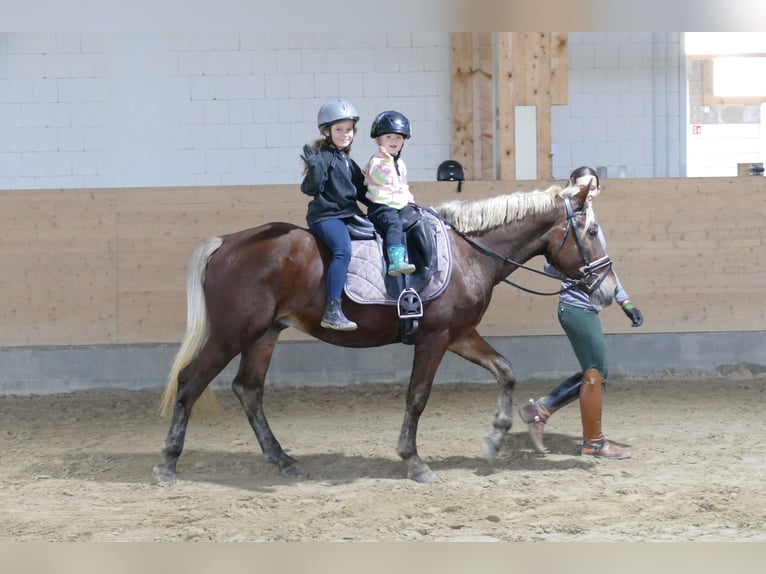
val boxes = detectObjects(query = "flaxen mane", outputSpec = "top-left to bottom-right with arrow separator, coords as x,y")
434,184 -> 593,235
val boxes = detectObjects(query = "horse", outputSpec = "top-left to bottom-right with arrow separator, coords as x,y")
154,183 -> 617,484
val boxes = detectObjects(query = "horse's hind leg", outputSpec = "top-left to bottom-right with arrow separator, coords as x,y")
153,345 -> 233,484
449,329 -> 516,458
231,327 -> 304,478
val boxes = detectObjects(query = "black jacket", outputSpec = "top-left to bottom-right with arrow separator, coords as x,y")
300,145 -> 370,226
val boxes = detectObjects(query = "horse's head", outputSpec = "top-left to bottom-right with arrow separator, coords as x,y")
545,185 -> 617,306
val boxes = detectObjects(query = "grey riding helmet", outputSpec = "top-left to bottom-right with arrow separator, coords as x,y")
317,98 -> 360,131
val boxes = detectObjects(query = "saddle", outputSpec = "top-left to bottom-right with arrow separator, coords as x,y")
344,206 -> 453,343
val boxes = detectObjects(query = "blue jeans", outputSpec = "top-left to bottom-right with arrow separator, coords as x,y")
310,218 -> 352,300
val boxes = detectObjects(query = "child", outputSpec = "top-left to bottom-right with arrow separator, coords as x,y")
300,98 -> 370,331
364,110 -> 417,276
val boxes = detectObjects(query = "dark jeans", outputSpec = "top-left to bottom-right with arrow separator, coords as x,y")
309,218 -> 352,300
367,203 -> 404,249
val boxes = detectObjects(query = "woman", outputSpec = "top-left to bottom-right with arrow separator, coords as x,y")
519,166 -> 644,459
300,98 -> 371,331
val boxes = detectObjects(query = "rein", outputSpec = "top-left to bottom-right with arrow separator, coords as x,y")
425,196 -> 612,297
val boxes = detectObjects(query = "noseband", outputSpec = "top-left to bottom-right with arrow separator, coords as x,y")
557,195 -> 613,293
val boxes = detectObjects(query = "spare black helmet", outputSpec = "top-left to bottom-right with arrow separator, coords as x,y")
370,110 -> 411,139
437,160 -> 464,181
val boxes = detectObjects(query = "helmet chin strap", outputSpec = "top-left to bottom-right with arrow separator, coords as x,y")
392,141 -> 404,175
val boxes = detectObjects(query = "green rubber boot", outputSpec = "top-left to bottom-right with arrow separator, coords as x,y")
386,245 -> 416,277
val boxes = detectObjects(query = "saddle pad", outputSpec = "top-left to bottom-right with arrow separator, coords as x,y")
344,211 -> 452,305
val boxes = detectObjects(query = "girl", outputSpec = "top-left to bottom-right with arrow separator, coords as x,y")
364,110 -> 416,276
300,98 -> 370,331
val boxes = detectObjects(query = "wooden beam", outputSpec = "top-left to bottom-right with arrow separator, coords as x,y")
475,33 -> 494,180
496,32 -> 515,180
550,32 -> 569,105
532,32 -> 552,179
450,33 -> 474,178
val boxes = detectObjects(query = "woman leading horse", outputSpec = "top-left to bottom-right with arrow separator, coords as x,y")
154,183 -> 617,484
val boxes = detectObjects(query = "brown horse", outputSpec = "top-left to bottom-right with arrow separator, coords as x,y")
154,184 -> 617,484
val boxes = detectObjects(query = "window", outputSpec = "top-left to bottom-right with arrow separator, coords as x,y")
687,32 -> 766,105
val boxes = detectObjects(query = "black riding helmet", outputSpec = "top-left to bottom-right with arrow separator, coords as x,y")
437,159 -> 465,192
370,110 -> 411,139
437,160 -> 464,181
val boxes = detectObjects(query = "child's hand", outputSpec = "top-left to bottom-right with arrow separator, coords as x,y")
301,144 -> 317,165
378,145 -> 392,159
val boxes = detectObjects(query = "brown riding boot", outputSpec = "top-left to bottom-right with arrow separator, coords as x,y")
579,368 -> 631,459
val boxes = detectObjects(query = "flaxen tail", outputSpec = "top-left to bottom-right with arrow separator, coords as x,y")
159,236 -> 224,417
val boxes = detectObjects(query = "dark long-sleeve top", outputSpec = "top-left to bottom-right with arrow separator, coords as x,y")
300,146 -> 370,226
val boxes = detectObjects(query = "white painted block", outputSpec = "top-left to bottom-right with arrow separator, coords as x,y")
515,106 -> 537,180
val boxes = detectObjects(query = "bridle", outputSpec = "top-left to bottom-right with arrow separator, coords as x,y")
426,194 -> 613,297
555,194 -> 613,293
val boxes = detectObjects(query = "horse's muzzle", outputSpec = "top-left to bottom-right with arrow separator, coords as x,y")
578,255 -> 613,293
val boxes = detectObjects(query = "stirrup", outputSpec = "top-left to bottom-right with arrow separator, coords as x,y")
397,287 -> 423,319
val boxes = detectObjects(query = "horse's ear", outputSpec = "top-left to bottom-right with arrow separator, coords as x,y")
574,184 -> 589,208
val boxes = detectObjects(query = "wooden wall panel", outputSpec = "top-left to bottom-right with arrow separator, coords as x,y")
114,186 -> 308,344
0,178 -> 763,347
450,32 -> 494,180
454,32 -> 566,181
0,190 -> 118,345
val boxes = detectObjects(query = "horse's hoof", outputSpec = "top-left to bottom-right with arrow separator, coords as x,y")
280,463 -> 306,479
410,468 -> 438,484
482,436 -> 500,459
152,464 -> 176,485
407,462 -> 438,484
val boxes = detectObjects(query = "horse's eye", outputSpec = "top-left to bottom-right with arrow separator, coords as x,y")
587,224 -> 598,237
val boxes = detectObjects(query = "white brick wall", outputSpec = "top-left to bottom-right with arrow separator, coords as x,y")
0,32 -> 454,189
0,32 -> 689,190
687,123 -> 762,176
552,32 -> 685,179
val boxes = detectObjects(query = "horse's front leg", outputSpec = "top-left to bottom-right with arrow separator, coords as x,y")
449,329 -> 516,458
397,338 -> 448,483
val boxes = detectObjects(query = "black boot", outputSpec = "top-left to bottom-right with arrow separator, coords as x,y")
320,298 -> 357,331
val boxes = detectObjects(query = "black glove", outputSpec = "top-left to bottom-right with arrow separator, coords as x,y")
300,145 -> 332,195
300,144 -> 317,166
622,302 -> 643,328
